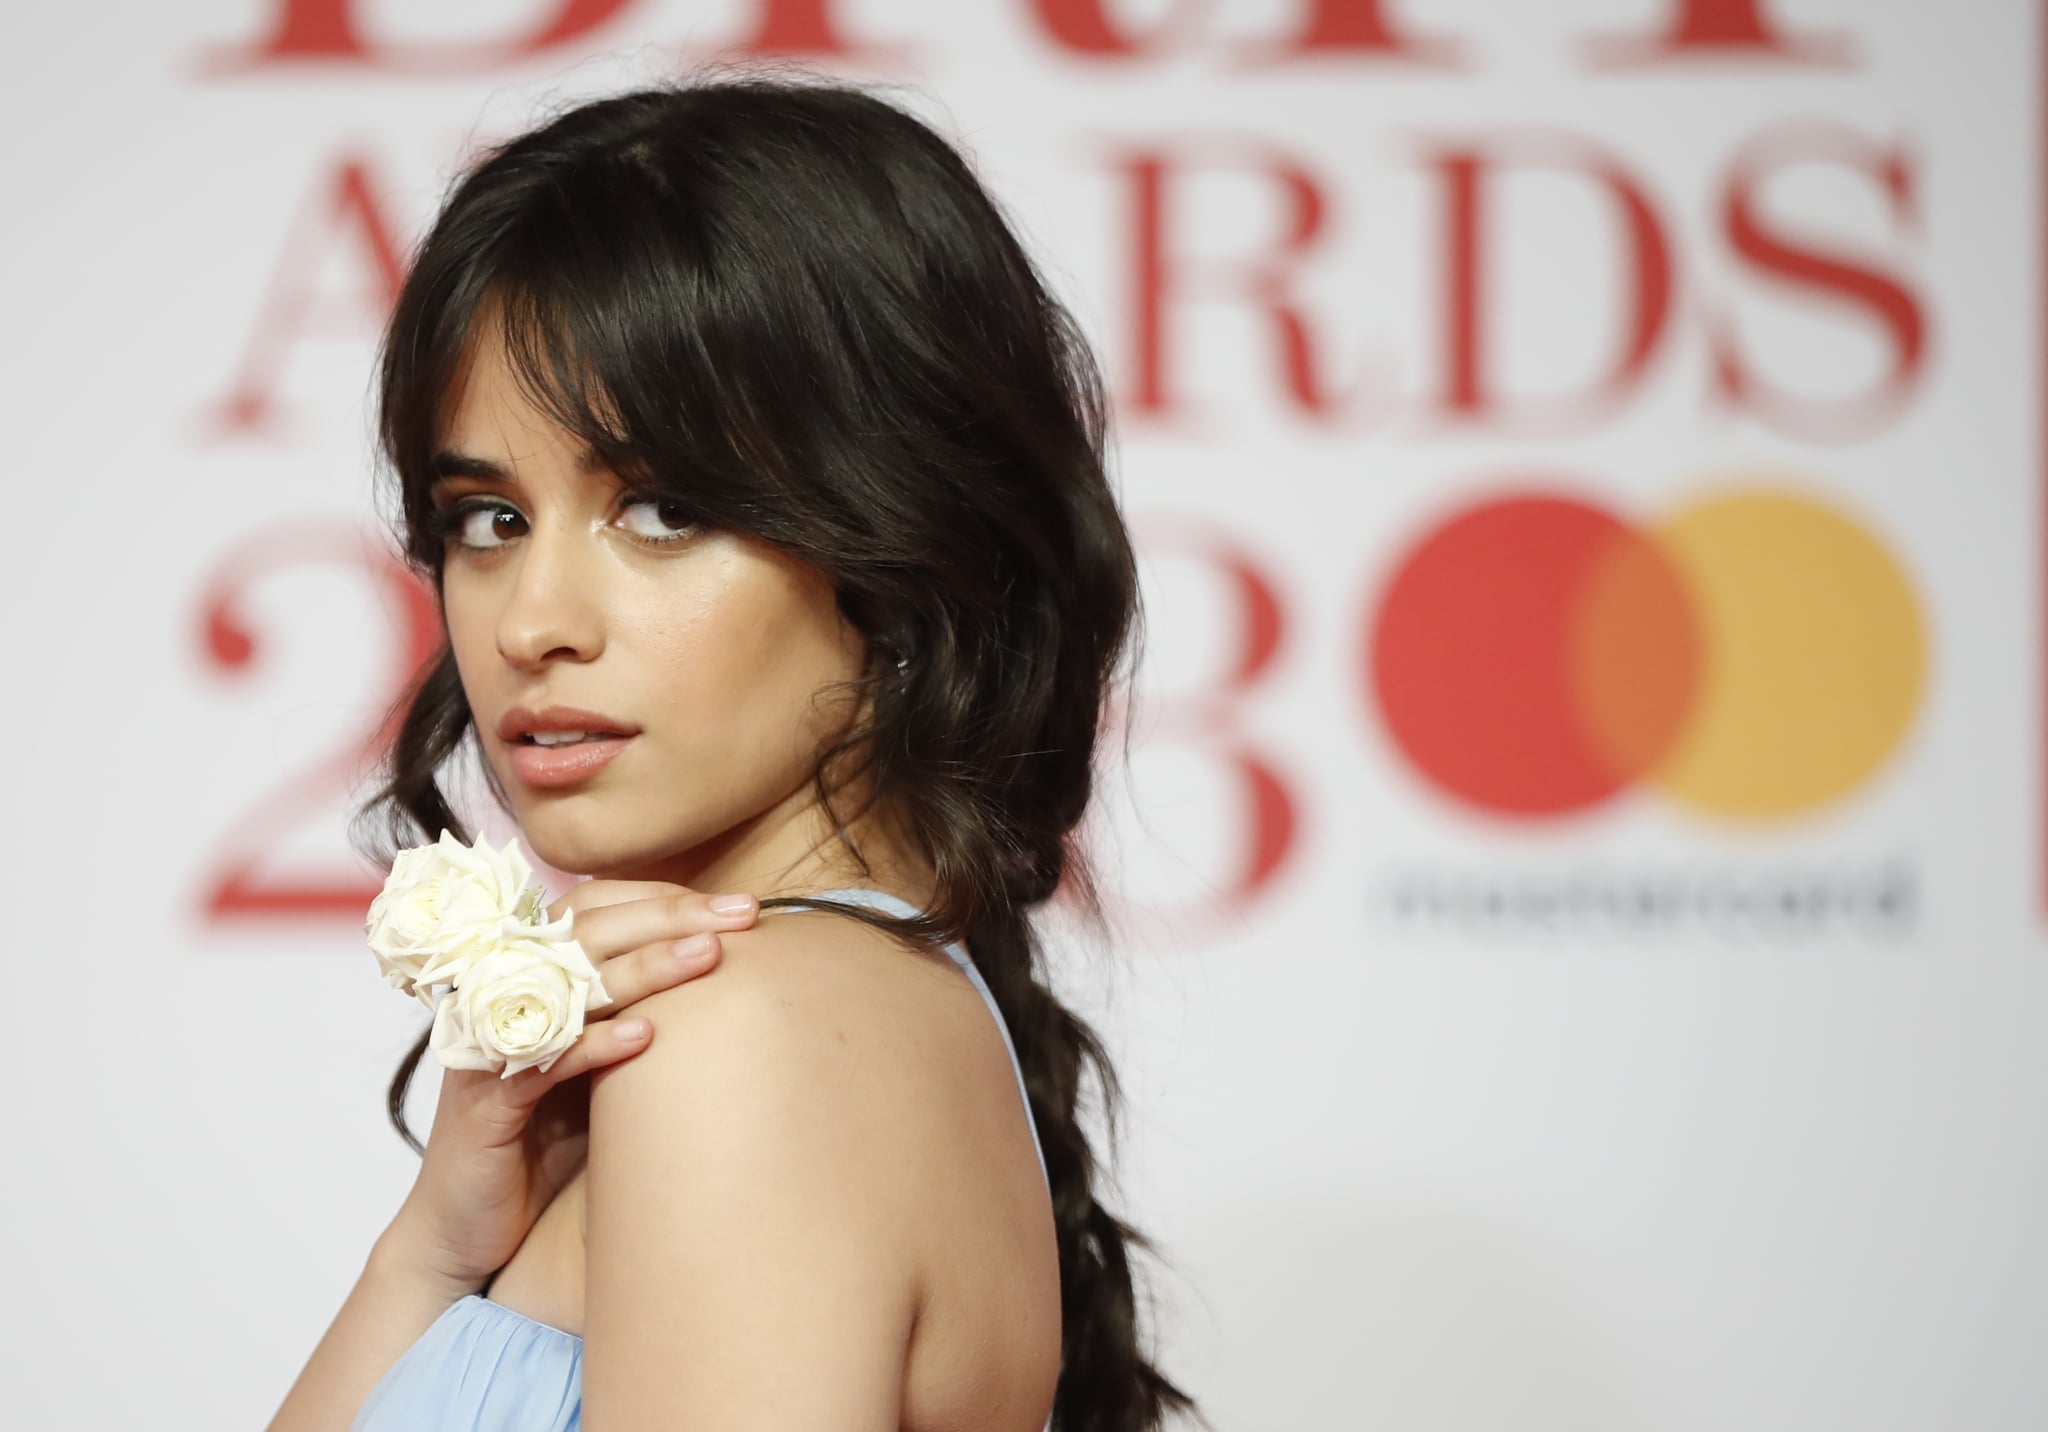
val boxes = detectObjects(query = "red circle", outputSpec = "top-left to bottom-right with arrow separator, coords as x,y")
1368,493 -> 1698,817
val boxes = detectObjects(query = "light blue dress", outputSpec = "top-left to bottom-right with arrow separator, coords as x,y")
350,887 -> 1052,1431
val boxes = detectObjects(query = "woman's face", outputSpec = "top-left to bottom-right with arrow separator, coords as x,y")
429,306 -> 873,891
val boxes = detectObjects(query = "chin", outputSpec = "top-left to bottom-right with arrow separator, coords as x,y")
512,808 -> 686,882
509,811 -> 634,880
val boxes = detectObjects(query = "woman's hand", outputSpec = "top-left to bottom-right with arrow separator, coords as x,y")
378,880 -> 760,1297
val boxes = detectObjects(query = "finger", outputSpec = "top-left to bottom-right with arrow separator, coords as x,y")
524,1015 -> 657,1091
580,930 -> 723,1022
546,879 -> 688,922
546,880 -> 762,925
558,889 -> 760,961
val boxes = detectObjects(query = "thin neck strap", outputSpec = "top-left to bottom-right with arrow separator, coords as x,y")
778,886 -> 1049,1188
790,885 -> 933,925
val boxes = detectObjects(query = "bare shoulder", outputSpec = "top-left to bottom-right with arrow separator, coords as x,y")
585,904 -> 1002,1201
580,903 -> 1060,1428
599,902 -> 976,1076
577,911 -> 980,1426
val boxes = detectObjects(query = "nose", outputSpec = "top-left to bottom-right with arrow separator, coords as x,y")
494,517 -> 605,669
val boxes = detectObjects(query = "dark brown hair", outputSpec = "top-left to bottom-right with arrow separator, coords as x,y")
353,68 -> 1196,1432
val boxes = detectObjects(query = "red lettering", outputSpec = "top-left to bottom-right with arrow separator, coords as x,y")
195,0 -> 877,75
1237,0 -> 1460,66
1428,136 -> 1673,435
1109,518 -> 1298,929
195,0 -> 636,74
197,521 -> 440,920
1030,0 -> 1205,56
1114,145 -> 1362,423
728,0 -> 882,55
200,156 -> 406,442
1709,123 -> 1926,442
193,0 -> 1860,75
1586,0 -> 1853,68
1030,0 -> 1455,63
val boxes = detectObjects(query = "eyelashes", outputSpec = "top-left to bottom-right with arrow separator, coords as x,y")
422,491 -> 703,554
420,499 -> 522,551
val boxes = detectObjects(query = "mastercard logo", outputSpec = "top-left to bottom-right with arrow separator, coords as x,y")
1367,485 -> 1926,821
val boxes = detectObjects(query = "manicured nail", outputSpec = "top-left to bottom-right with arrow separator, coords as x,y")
708,892 -> 756,915
621,1019 -> 651,1040
673,932 -> 716,961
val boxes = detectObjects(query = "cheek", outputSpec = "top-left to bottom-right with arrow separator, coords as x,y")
438,576 -> 497,696
624,567 -> 861,748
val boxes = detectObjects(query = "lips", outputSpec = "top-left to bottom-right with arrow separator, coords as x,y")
507,734 -> 634,789
496,704 -> 641,744
496,704 -> 641,790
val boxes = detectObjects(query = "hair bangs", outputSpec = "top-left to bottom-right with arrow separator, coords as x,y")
407,170 -> 814,559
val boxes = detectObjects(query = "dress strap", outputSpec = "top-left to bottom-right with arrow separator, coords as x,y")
776,887 -> 1049,1187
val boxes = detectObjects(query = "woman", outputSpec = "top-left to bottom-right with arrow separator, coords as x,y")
266,70 -> 1195,1432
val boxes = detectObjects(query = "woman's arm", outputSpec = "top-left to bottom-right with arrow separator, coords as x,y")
580,919 -> 926,1429
262,1214 -> 478,1432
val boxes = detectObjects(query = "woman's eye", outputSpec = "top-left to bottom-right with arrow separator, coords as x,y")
617,494 -> 700,545
432,501 -> 527,550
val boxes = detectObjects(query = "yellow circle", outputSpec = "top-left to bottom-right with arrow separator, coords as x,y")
1647,487 -> 1925,820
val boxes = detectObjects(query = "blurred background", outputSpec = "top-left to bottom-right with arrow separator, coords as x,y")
5,1 -> 2043,1427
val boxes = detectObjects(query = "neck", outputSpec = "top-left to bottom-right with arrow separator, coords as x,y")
614,778 -> 936,911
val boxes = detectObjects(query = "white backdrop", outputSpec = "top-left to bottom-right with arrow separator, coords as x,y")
6,2 -> 2046,1428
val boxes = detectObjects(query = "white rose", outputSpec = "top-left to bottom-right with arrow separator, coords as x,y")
366,830 -> 551,997
427,934 -> 615,1079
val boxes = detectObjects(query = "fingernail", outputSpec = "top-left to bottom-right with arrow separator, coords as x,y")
673,932 -> 716,961
708,892 -> 756,915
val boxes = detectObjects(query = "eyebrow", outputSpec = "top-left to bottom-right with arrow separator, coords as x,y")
428,446 -> 611,485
